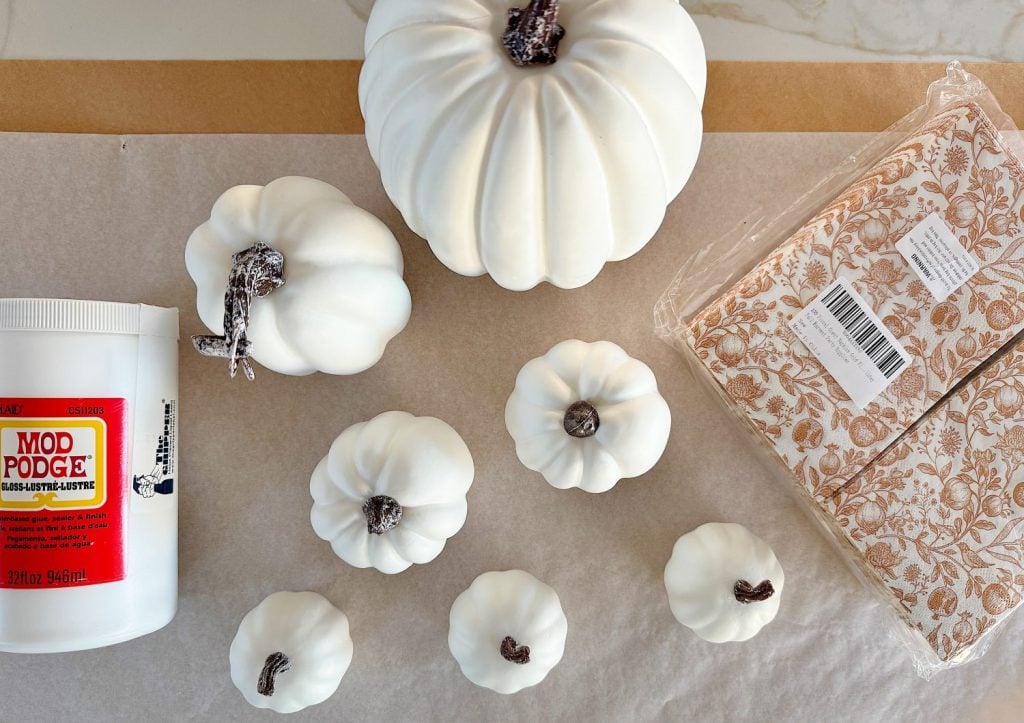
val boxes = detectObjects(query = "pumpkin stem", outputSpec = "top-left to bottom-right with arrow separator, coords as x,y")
734,579 -> 775,604
503,0 -> 565,67
563,401 -> 599,438
256,651 -> 291,697
500,635 -> 531,664
363,494 -> 403,534
192,241 -> 286,381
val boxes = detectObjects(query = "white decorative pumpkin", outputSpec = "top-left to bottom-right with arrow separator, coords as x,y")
185,175 -> 411,377
229,591 -> 353,714
360,0 -> 706,290
505,339 -> 671,493
310,411 -> 474,574
448,570 -> 568,694
664,523 -> 785,643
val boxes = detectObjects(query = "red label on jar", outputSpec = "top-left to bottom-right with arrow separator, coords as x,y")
0,398 -> 127,588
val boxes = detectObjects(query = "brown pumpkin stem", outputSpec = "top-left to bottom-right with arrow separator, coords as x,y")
256,651 -> 291,697
734,579 -> 775,604
503,0 -> 565,67
363,494 -> 403,535
563,401 -> 600,438
500,635 -> 531,664
191,241 -> 286,381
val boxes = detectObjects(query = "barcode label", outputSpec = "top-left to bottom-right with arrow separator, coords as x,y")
789,277 -> 911,409
819,282 -> 908,379
896,212 -> 978,300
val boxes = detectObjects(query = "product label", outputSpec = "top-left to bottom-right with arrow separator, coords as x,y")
896,212 -> 979,301
133,399 -> 177,499
0,398 -> 127,588
789,277 -> 911,409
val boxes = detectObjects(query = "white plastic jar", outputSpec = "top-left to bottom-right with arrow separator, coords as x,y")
0,298 -> 178,652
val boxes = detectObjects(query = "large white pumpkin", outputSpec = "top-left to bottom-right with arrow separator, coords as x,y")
360,0 -> 706,290
310,411 -> 475,574
185,176 -> 411,377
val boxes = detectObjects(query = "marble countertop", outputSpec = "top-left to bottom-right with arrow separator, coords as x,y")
0,0 -> 1020,62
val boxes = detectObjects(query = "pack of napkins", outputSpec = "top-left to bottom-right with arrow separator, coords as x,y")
686,101 -> 1024,502
829,337 -> 1024,664
682,99 -> 1024,668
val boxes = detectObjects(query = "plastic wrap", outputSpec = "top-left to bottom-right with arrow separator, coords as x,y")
655,61 -> 1024,677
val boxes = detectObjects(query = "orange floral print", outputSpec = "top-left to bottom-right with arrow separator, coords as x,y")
830,338 -> 1024,663
804,259 -> 829,288
985,299 -> 1015,331
944,146 -> 969,176
864,258 -> 906,291
724,373 -> 764,407
939,427 -> 962,456
995,425 -> 1024,465
865,541 -> 903,577
686,102 -> 1024,505
857,217 -> 889,251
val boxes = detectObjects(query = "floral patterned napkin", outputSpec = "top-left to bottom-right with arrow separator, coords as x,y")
686,101 -> 1024,505
828,338 -> 1024,663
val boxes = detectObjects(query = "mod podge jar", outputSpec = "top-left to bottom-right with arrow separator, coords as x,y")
0,299 -> 178,652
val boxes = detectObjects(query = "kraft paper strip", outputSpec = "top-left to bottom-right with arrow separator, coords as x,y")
1,60 -> 1023,135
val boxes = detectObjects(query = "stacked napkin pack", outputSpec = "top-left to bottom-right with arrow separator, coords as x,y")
684,101 -> 1024,666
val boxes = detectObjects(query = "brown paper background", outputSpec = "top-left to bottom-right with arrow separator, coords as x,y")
3,60 -> 1024,134
0,132 -> 1021,721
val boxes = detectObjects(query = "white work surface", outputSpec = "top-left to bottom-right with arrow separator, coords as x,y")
0,132 -> 1020,721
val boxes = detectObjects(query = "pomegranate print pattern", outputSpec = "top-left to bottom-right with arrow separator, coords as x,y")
687,102 -> 1024,503
831,338 -> 1024,663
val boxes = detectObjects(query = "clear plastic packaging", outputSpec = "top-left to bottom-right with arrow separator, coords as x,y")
655,61 -> 1024,677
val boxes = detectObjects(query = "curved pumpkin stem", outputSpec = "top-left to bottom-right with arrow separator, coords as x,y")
502,0 -> 565,67
500,635 -> 531,664
734,579 -> 775,604
257,651 -> 292,697
191,241 -> 285,381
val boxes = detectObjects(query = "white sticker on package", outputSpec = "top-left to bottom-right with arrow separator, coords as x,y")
896,212 -> 979,301
789,277 -> 911,409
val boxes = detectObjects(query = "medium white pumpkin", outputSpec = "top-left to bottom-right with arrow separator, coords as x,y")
310,411 -> 474,574
448,570 -> 568,694
664,523 -> 784,643
229,591 -> 353,714
360,0 -> 706,290
505,339 -> 671,493
185,175 -> 411,377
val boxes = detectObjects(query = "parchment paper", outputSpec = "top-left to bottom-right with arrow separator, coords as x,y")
0,132 -> 1020,722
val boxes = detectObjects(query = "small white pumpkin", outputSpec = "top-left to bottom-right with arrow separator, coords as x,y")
505,339 -> 671,493
664,523 -> 784,643
185,175 -> 411,378
310,411 -> 474,574
229,591 -> 353,714
448,570 -> 568,694
360,0 -> 706,290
